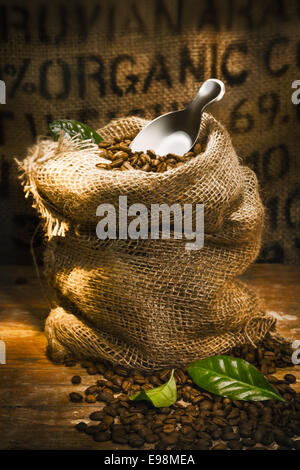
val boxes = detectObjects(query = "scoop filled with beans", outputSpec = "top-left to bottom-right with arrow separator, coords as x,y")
96,138 -> 203,173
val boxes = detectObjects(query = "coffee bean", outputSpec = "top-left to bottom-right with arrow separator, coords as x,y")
64,359 -> 77,367
144,432 -> 159,443
95,362 -> 106,374
75,421 -> 87,432
85,385 -> 100,395
69,392 -> 83,403
85,394 -> 97,403
194,143 -> 202,154
90,411 -> 105,421
211,429 -> 222,439
98,415 -> 114,431
199,400 -> 212,411
243,438 -> 256,447
122,379 -> 133,392
228,440 -> 243,450
112,433 -> 128,444
103,405 -> 118,417
96,138 -> 203,174
222,430 -> 240,441
239,423 -> 254,438
71,375 -> 81,385
284,374 -> 296,384
212,442 -> 228,450
133,374 -> 146,385
161,431 -> 180,445
195,438 -> 211,450
93,431 -> 111,442
128,433 -> 145,448
97,391 -> 114,403
294,440 -> 300,450
85,425 -> 100,435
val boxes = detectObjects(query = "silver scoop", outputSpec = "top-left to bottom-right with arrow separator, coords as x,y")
130,79 -> 225,156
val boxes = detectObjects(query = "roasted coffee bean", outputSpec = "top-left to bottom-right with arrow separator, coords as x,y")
85,394 -> 97,403
81,360 -> 94,369
122,379 -> 133,392
69,392 -> 83,403
194,143 -> 202,154
239,423 -> 254,438
284,374 -> 296,384
128,433 -> 145,448
113,366 -> 128,376
97,391 -> 114,403
212,417 -> 227,427
64,359 -> 77,367
95,362 -> 106,374
112,433 -> 128,444
85,385 -> 100,395
294,440 -> 300,450
180,415 -> 194,425
75,421 -> 87,432
96,138 -> 203,173
71,375 -> 81,384
242,438 -> 256,447
98,415 -> 114,431
222,430 -> 240,441
133,374 -> 146,385
144,432 -> 159,443
85,425 -> 100,435
195,439 -> 211,450
87,366 -> 97,375
228,440 -> 243,450
160,431 -> 180,445
212,442 -> 228,450
199,400 -> 212,411
211,429 -> 222,440
90,411 -> 105,421
93,431 -> 111,442
103,405 -> 118,417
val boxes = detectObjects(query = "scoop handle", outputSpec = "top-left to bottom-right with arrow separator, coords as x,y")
187,79 -> 225,115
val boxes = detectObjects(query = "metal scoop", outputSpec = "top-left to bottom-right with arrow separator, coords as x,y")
130,79 -> 225,156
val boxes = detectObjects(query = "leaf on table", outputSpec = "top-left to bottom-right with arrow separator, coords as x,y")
129,369 -> 177,407
187,355 -> 285,402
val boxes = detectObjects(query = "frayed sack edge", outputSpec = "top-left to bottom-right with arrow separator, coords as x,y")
16,133 -> 100,239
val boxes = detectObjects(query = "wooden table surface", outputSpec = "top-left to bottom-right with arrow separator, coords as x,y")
0,264 -> 299,450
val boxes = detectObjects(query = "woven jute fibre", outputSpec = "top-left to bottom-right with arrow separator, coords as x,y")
19,113 -> 275,370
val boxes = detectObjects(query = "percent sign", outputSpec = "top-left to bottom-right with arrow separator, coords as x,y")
3,59 -> 36,98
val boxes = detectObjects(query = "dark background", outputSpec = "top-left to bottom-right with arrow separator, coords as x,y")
0,0 -> 299,264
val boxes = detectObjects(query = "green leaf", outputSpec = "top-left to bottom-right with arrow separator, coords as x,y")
129,369 -> 177,408
49,120 -> 103,144
187,355 -> 285,402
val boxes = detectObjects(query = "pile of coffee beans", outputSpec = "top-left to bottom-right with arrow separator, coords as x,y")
68,334 -> 299,450
95,138 -> 202,173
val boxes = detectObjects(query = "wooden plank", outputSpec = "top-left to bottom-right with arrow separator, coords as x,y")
0,407 -> 130,450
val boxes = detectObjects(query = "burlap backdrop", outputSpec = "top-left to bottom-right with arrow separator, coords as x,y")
19,114 -> 275,369
1,0 -> 300,264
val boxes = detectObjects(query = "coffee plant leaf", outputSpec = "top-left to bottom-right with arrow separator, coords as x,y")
129,369 -> 177,407
49,120 -> 103,144
187,356 -> 285,402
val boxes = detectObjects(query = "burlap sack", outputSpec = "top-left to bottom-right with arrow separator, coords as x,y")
19,113 -> 275,370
